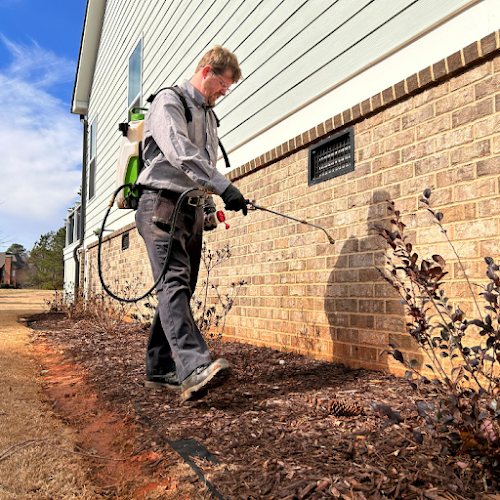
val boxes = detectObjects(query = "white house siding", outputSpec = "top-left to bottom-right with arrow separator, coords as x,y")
75,0 -> 497,290
230,0 -> 500,169
63,245 -> 78,292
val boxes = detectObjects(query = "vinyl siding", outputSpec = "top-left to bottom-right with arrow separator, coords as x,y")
83,0 -> 484,244
216,0 -> 479,148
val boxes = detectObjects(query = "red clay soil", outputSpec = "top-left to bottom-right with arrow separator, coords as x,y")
29,313 -> 500,500
32,328 -> 181,499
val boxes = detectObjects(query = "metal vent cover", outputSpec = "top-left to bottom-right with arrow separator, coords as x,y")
121,232 -> 130,251
308,128 -> 354,186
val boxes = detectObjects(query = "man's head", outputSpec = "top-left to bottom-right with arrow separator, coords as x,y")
190,45 -> 241,106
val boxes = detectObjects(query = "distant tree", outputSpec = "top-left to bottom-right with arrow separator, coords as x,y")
7,243 -> 28,261
0,229 -> 10,249
0,201 -> 9,249
29,227 -> 65,290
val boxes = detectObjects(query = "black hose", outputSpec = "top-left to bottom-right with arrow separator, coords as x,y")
97,185 -> 202,303
99,186 -> 335,302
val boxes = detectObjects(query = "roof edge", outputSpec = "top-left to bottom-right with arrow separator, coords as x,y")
71,0 -> 106,115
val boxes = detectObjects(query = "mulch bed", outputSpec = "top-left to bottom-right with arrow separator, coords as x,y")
29,315 -> 499,500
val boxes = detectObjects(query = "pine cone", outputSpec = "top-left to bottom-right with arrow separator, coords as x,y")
328,398 -> 363,417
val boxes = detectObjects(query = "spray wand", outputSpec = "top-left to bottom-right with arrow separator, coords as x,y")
245,200 -> 335,244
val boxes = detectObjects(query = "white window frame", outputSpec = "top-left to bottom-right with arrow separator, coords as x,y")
127,36 -> 143,119
88,117 -> 97,200
66,213 -> 74,246
66,203 -> 81,247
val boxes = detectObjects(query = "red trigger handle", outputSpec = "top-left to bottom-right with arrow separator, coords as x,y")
216,210 -> 230,229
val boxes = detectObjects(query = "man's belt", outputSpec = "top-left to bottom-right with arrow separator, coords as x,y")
153,189 -> 205,207
185,196 -> 205,207
140,188 -> 206,207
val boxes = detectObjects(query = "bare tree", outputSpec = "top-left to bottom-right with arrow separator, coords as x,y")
0,201 -> 12,249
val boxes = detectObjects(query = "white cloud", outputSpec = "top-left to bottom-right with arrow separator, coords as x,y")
0,34 -> 76,88
0,35 -> 82,249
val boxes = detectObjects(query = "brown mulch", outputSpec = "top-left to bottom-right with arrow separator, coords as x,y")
29,315 -> 499,500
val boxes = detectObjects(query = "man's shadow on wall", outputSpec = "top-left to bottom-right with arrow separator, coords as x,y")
324,189 -> 405,368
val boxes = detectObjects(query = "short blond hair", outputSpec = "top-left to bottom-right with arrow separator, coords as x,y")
195,45 -> 242,83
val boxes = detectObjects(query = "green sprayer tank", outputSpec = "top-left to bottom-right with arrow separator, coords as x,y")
115,108 -> 147,209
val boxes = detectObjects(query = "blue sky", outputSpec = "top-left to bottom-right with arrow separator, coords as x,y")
0,0 -> 87,251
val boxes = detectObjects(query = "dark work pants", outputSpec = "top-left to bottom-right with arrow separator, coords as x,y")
135,190 -> 211,382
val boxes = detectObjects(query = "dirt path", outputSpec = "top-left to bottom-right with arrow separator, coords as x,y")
0,290 -> 198,500
0,289 -> 95,499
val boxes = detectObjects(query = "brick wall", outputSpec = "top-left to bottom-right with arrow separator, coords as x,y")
86,31 -> 500,375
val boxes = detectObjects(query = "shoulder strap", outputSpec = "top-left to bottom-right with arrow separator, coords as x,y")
210,109 -> 231,170
211,109 -> 221,128
147,86 -> 231,170
169,86 -> 192,123
146,86 -> 192,123
218,138 -> 231,170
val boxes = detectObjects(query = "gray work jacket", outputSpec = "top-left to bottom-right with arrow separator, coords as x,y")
137,79 -> 230,196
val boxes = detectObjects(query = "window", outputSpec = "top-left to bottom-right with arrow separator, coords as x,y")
88,118 -> 97,199
308,128 -> 354,186
66,205 -> 81,246
11,270 -> 15,277
75,209 -> 81,241
67,214 -> 75,245
128,38 -> 142,117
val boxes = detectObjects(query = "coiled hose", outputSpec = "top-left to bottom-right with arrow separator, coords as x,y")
97,185 -> 202,303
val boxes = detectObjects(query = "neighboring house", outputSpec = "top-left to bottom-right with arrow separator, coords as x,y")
0,252 -> 27,288
63,202 -> 82,288
66,0 -> 500,374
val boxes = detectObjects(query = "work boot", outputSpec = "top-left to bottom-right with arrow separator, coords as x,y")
181,359 -> 231,402
145,372 -> 181,390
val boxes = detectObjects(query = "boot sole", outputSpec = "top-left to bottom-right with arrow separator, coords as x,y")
181,362 -> 231,402
144,380 -> 181,390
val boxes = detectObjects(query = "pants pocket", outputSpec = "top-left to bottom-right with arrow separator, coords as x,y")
151,193 -> 195,231
151,193 -> 176,227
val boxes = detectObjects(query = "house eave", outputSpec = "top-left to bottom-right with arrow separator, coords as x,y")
73,100 -> 90,116
71,0 -> 105,116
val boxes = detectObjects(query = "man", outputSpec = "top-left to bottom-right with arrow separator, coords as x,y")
135,46 -> 247,402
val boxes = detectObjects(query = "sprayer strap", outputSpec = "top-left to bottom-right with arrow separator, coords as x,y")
146,86 -> 231,170
146,86 -> 192,122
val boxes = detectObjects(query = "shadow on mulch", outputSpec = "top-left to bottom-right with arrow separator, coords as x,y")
28,314 -> 499,500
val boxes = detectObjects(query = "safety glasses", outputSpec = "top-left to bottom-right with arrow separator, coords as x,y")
210,68 -> 233,95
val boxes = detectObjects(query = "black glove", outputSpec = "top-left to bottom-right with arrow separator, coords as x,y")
220,184 -> 248,216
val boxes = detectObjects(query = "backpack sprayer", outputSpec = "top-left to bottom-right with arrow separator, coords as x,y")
98,90 -> 334,303
114,107 -> 147,210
